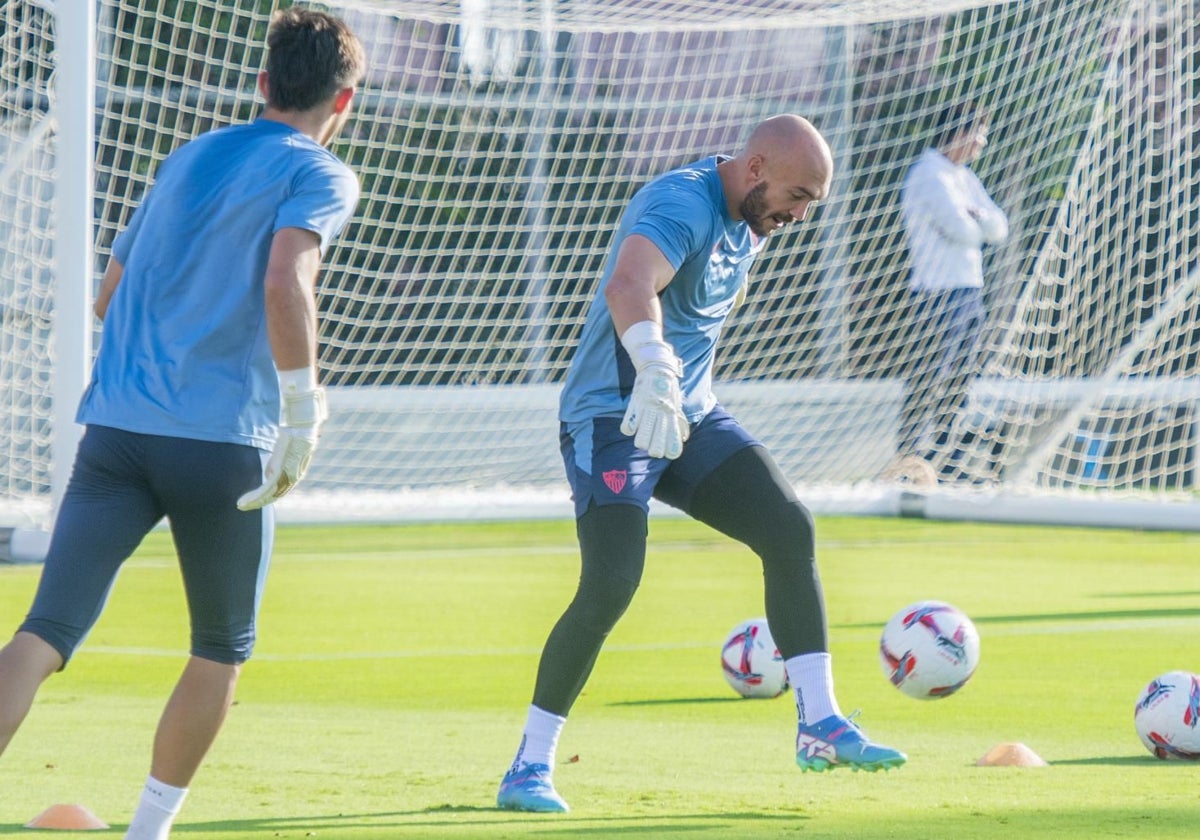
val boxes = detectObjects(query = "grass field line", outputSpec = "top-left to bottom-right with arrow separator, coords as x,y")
124,546 -> 581,567
79,614 -> 1200,662
119,534 -> 1193,568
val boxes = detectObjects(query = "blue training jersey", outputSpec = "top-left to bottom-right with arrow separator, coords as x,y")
78,118 -> 359,450
559,155 -> 765,425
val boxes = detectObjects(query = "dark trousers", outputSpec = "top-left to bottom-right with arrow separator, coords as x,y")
897,288 -> 986,458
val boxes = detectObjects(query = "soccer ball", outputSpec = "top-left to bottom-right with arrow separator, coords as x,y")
720,618 -> 789,699
1133,671 -> 1200,760
879,600 -> 980,700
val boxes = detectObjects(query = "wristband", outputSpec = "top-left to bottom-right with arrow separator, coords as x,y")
278,366 -> 318,395
620,320 -> 664,356
621,321 -> 678,372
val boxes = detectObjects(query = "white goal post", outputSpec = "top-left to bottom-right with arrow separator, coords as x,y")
1,0 -> 1198,547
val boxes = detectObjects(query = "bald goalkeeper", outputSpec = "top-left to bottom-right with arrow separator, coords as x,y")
497,114 -> 906,814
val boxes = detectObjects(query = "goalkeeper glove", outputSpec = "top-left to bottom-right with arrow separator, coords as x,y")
237,367 -> 328,511
619,320 -> 690,460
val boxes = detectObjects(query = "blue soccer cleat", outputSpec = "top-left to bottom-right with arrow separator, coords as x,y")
795,713 -> 907,772
496,762 -> 569,812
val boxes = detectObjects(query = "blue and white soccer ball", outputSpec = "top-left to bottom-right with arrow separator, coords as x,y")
879,600 -> 980,700
720,618 -> 789,699
1133,670 -> 1200,760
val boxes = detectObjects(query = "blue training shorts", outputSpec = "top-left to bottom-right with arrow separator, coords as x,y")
19,425 -> 273,666
560,405 -> 760,518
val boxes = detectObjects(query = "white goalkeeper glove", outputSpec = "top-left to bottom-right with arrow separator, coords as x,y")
619,320 -> 690,460
237,367 -> 328,511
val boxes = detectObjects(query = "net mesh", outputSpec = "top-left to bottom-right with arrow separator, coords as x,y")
0,2 -> 54,507
1,0 -> 1197,526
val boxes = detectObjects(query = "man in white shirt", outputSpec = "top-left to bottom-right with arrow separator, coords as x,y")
896,101 -> 1008,481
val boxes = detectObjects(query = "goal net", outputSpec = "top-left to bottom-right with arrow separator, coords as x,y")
1,0 -> 1198,533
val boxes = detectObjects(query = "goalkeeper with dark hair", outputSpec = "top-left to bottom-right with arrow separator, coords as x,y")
0,9 -> 365,839
497,114 -> 906,813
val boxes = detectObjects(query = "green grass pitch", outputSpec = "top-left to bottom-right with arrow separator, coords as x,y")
0,516 -> 1197,838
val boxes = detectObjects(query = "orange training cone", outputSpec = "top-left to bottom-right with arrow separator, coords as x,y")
24,803 -> 110,830
976,742 -> 1049,767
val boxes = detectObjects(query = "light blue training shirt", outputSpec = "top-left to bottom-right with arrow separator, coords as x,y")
560,155 -> 766,426
78,118 -> 359,450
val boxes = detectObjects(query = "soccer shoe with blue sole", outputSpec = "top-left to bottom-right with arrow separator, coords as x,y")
496,762 -> 569,812
795,713 -> 907,772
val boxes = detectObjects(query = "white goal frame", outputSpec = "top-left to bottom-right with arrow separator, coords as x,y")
3,0 -> 1199,558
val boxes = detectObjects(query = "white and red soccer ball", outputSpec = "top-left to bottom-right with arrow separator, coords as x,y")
1133,670 -> 1200,761
721,618 -> 789,699
879,600 -> 980,700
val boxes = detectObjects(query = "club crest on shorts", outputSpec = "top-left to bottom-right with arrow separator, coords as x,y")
602,469 -> 627,494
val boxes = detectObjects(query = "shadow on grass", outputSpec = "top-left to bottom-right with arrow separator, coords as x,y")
1050,755 -> 1177,766
841,605 -> 1200,630
0,808 -> 803,836
606,696 -> 746,707
1097,590 -> 1200,599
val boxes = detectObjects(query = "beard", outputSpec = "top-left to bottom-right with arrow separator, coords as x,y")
739,181 -> 785,237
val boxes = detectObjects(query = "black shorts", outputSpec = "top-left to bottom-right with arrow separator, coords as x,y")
19,425 -> 272,666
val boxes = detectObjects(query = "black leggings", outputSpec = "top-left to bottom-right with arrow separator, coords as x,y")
531,445 -> 826,716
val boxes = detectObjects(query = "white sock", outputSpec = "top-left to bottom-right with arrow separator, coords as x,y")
124,776 -> 187,840
786,652 -> 843,724
510,705 -> 566,771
